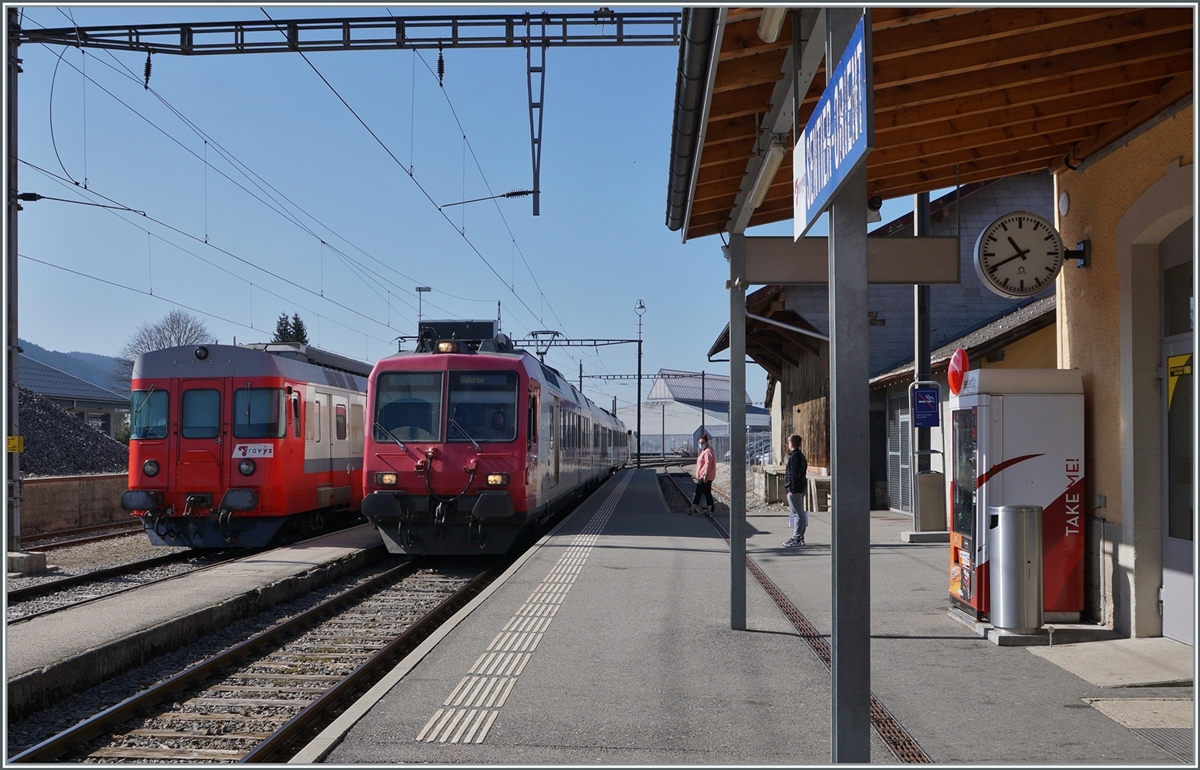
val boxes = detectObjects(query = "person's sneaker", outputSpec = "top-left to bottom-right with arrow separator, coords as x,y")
798,539 -> 806,546
783,538 -> 799,547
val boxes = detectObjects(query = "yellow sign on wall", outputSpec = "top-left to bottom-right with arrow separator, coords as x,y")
7,435 -> 24,453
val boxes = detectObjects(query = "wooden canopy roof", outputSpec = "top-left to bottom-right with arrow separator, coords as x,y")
672,6 -> 1194,241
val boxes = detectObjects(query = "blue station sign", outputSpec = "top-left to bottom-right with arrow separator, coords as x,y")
793,14 -> 874,238
912,386 -> 941,429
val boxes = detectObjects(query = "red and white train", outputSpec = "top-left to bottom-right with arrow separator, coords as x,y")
120,342 -> 373,548
362,321 -> 629,555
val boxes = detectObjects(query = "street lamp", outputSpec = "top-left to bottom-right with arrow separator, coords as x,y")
635,299 -> 646,468
416,286 -> 431,325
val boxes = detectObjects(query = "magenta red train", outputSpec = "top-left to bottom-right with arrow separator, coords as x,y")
121,322 -> 629,553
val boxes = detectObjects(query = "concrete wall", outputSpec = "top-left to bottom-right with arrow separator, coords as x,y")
1054,102 -> 1193,637
20,474 -> 130,536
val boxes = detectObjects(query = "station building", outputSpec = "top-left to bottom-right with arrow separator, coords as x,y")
18,354 -> 129,439
665,7 -> 1193,645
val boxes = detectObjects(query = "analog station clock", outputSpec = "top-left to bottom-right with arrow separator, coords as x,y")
973,212 -> 1064,298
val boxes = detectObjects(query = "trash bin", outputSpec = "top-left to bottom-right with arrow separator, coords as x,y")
988,505 -> 1043,633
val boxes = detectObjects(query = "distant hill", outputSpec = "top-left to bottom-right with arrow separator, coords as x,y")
18,339 -> 124,393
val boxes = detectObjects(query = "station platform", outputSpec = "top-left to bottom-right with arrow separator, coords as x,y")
299,468 -> 1194,765
6,525 -> 386,721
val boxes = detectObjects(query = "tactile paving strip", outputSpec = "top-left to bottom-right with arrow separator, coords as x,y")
414,472 -> 632,744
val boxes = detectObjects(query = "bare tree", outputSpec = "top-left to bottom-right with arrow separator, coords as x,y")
110,310 -> 213,393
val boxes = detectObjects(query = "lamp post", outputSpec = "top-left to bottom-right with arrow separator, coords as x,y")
635,299 -> 646,468
416,286 -> 431,326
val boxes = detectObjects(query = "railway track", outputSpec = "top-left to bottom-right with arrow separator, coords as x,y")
6,550 -> 241,621
20,522 -> 146,551
10,557 -> 507,764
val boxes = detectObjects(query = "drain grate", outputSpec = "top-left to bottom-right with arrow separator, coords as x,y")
1131,727 -> 1194,763
746,558 -> 933,763
696,508 -> 932,764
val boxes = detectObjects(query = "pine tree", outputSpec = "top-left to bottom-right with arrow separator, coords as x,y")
291,313 -> 310,345
272,313 -> 293,343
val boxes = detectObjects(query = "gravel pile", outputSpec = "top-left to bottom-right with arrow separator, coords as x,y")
18,387 -> 128,477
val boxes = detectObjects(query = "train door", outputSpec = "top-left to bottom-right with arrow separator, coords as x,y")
552,397 -> 561,487
306,390 -> 332,508
329,394 -> 352,508
175,379 -> 226,505
526,389 -> 539,492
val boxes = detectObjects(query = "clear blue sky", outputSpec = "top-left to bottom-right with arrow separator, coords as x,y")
14,3 -> 916,413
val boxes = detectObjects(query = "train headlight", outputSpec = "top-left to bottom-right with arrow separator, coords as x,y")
142,459 -> 160,477
375,472 -> 399,486
485,473 -> 510,487
238,459 -> 256,476
436,340 -> 460,353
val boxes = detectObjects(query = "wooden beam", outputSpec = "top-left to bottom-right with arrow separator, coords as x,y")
1066,74 -> 1194,164
871,7 -> 981,32
875,83 -> 1156,146
867,125 -> 1102,176
873,52 -> 1193,127
718,16 -> 791,62
872,11 -> 1193,90
707,82 -> 776,122
874,7 -> 1157,62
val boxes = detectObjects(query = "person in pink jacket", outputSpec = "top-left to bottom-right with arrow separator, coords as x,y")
690,434 -> 717,517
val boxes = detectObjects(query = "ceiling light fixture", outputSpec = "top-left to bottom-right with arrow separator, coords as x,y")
749,138 -> 787,210
757,7 -> 787,44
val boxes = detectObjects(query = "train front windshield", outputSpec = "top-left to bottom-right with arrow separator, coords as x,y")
374,372 -> 444,442
130,389 -> 169,440
448,371 -> 518,443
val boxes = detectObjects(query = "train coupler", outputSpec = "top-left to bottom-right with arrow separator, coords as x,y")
468,517 -> 485,549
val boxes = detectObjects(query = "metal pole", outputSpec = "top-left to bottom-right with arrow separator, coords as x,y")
913,191 -> 932,530
727,234 -> 747,630
579,361 -> 583,392
701,371 -> 706,434
827,9 -> 872,761
636,338 -> 642,468
6,8 -> 22,553
662,401 -> 666,459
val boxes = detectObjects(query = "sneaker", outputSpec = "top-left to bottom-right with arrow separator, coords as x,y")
783,538 -> 799,547
798,539 -> 806,546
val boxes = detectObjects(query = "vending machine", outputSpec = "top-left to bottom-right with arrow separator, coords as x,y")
947,368 -> 1085,623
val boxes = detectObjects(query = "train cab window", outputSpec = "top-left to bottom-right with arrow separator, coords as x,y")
375,371 -> 442,442
130,389 -> 168,440
181,389 -> 220,439
233,388 -> 286,438
335,404 -> 348,441
292,395 -> 302,438
527,394 -> 538,445
448,371 -> 518,442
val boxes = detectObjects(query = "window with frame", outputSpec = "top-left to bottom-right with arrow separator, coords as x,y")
233,388 -> 286,438
181,389 -> 220,439
130,389 -> 168,440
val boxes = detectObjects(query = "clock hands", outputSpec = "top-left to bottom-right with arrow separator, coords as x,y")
988,236 -> 1032,272
1007,236 -> 1031,260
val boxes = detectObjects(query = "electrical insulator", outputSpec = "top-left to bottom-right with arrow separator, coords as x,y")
437,47 -> 444,87
143,52 -> 152,90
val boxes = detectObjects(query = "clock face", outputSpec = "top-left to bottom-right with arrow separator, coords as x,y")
973,212 -> 1064,298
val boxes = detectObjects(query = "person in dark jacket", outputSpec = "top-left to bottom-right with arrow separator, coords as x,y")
783,434 -> 808,547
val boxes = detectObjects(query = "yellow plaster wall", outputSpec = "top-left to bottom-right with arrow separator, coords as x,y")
978,323 -> 1057,371
1054,104 -> 1193,529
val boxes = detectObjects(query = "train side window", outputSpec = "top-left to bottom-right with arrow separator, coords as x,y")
335,404 -> 348,441
305,401 -> 315,441
315,401 -> 322,442
293,396 -> 302,438
527,394 -> 537,445
181,389 -> 220,439
233,388 -> 286,438
350,403 -> 364,452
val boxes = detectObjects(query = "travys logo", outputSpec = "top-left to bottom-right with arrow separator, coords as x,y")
233,444 -> 273,459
